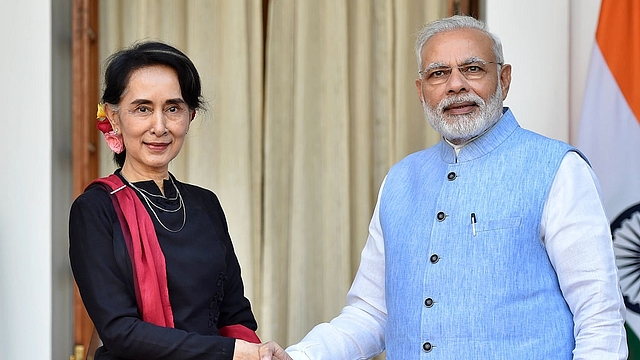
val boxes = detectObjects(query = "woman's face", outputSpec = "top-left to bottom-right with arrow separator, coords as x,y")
107,65 -> 191,178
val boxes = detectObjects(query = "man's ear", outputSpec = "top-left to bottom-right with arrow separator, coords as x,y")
415,78 -> 425,103
500,64 -> 512,100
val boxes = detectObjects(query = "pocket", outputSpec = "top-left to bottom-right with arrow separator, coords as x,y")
475,216 -> 522,232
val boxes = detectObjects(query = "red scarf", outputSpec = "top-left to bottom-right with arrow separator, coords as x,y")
90,174 -> 260,343
91,174 -> 174,327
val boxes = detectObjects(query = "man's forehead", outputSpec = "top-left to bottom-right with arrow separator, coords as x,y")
422,28 -> 494,64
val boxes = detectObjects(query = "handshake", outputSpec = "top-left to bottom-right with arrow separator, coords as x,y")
236,339 -> 293,360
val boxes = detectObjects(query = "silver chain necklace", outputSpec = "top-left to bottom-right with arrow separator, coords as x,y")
122,174 -> 187,233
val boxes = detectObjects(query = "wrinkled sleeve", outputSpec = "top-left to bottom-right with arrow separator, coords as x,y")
286,181 -> 388,360
542,151 -> 627,360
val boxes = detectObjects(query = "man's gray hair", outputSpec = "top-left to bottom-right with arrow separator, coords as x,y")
414,15 -> 504,70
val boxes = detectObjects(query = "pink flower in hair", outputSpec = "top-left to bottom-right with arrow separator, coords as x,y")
96,103 -> 124,154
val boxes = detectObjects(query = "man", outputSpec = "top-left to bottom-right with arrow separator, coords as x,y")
261,15 -> 627,359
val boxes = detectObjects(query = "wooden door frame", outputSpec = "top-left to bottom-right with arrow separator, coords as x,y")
71,0 -> 100,358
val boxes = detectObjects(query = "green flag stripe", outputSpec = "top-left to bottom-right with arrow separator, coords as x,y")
627,322 -> 640,359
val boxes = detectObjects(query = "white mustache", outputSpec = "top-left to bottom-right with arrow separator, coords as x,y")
437,93 -> 485,112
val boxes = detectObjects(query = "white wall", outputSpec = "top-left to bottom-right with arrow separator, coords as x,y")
1,0 -> 52,357
569,0 -> 602,145
485,0 -> 601,145
0,0 -> 72,359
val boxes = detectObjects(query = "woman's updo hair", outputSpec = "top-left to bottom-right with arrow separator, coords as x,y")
101,41 -> 205,167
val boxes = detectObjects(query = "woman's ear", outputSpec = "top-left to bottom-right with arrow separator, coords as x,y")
105,104 -> 120,130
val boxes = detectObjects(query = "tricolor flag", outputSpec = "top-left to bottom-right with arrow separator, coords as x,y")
578,0 -> 640,357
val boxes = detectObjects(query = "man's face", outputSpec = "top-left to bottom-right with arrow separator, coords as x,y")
415,28 -> 512,144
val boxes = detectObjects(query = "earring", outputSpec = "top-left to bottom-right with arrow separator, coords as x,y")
114,128 -> 119,134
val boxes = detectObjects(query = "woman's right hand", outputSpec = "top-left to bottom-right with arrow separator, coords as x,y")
233,339 -> 262,360
259,341 -> 292,360
233,339 -> 292,360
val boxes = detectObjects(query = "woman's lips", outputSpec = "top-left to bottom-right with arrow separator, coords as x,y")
145,142 -> 170,151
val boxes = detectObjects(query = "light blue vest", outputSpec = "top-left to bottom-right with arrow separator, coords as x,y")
381,109 -> 578,359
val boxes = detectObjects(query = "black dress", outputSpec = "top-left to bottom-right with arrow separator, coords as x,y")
69,171 -> 258,360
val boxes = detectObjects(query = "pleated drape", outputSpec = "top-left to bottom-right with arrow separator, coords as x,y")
98,0 -> 445,355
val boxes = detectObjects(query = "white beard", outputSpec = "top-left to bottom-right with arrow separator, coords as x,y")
423,83 -> 504,145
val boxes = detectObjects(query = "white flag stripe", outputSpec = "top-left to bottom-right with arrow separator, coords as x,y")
578,44 -> 640,221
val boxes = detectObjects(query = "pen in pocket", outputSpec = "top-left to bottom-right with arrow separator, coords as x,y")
471,213 -> 477,236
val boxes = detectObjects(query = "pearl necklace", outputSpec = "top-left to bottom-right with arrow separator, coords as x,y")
122,174 -> 187,233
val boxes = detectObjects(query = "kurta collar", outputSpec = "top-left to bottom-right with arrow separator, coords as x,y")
439,107 -> 519,163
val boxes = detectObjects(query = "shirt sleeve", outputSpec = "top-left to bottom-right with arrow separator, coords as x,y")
286,181 -> 388,360
541,151 -> 628,360
69,187 -> 236,360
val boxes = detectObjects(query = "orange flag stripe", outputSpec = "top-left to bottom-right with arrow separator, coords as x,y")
596,0 -> 640,124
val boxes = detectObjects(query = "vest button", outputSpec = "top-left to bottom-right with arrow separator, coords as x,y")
422,342 -> 433,352
447,171 -> 457,181
424,297 -> 434,307
436,211 -> 446,221
430,254 -> 439,264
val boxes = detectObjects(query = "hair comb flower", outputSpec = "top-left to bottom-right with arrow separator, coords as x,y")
96,103 -> 124,154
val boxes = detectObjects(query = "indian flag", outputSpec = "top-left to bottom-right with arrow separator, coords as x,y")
577,0 -> 640,357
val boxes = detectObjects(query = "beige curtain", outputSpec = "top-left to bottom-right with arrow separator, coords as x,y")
99,0 -> 445,355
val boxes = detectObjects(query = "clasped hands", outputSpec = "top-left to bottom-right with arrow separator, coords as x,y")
234,339 -> 292,360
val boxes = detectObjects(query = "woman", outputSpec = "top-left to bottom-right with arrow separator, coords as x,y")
69,41 -> 262,360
